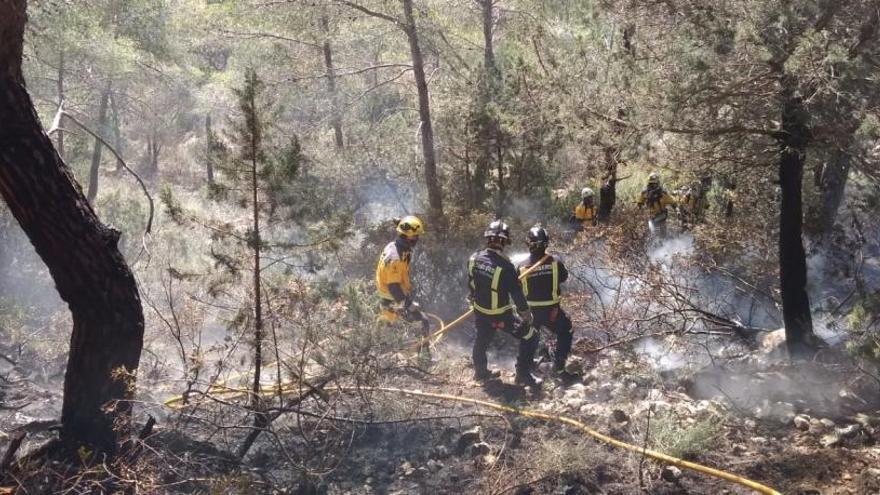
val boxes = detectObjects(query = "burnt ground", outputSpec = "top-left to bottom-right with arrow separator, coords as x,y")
2,322 -> 880,494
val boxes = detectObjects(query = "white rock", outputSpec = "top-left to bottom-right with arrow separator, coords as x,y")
794,414 -> 811,431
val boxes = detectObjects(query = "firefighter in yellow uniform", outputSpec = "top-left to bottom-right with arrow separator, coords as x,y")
637,173 -> 677,238
376,216 -> 429,334
570,187 -> 597,231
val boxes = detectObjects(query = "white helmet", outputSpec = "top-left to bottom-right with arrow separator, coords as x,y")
581,187 -> 594,199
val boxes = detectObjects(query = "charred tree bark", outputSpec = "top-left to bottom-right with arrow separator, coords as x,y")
86,80 -> 111,202
56,48 -> 64,159
777,78 -> 817,358
402,0 -> 444,225
321,15 -> 344,150
0,0 -> 144,456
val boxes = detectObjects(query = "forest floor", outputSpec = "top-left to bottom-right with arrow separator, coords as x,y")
3,225 -> 880,494
3,321 -> 880,494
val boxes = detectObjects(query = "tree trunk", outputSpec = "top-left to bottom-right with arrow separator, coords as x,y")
470,0 -> 498,210
778,78 -> 816,358
237,81 -> 267,460
402,0 -> 444,224
0,1 -> 144,455
146,129 -> 160,176
86,80 -> 111,202
56,48 -> 64,159
205,114 -> 214,184
321,15 -> 344,150
597,147 -> 618,223
109,92 -> 123,173
818,145 -> 851,236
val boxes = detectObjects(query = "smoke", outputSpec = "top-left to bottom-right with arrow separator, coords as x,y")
0,207 -> 63,315
647,233 -> 695,265
352,174 -> 418,228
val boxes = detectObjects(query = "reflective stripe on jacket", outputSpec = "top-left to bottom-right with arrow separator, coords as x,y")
518,253 -> 569,307
468,248 -> 528,316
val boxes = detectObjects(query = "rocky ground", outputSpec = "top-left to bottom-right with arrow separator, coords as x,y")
2,317 -> 880,494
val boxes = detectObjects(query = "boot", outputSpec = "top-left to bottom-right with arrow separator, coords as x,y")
474,369 -> 501,382
552,365 -> 580,383
515,372 -> 542,389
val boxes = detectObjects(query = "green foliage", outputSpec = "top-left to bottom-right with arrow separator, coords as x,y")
650,410 -> 724,461
845,299 -> 880,363
95,186 -> 148,256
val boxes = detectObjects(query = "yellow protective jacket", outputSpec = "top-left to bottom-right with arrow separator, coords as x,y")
638,188 -> 676,219
375,239 -> 412,303
574,203 -> 597,227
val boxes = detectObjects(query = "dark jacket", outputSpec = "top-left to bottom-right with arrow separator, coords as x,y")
468,248 -> 528,315
517,253 -> 568,307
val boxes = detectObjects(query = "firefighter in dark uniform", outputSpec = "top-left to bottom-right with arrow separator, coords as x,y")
518,226 -> 577,380
468,220 -> 541,388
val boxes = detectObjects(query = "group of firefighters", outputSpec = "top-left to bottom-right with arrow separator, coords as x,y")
571,172 -> 719,236
374,172 -> 722,390
376,215 -> 574,389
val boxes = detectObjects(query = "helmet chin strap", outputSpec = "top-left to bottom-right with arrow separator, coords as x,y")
487,238 -> 506,250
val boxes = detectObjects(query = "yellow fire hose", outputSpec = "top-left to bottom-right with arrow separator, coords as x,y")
162,250 -> 781,494
412,253 -> 552,350
163,384 -> 780,494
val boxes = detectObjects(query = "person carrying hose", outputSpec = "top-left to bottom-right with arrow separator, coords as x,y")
376,216 -> 431,352
637,172 -> 677,238
518,226 -> 578,382
468,220 -> 541,389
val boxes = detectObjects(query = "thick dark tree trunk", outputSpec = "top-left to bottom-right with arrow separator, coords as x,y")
86,80 -> 111,202
402,0 -> 444,224
56,48 -> 64,159
205,114 -> 215,184
321,15 -> 344,150
0,1 -> 144,455
778,79 -> 816,358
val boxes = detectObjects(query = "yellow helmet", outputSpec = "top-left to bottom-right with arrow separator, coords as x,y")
396,215 -> 425,238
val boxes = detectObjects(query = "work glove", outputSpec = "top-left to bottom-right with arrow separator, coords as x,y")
517,308 -> 533,328
401,301 -> 426,322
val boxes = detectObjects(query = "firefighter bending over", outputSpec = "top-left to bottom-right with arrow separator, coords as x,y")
468,220 -> 541,388
376,216 -> 429,336
571,187 -> 597,230
518,226 -> 578,381
637,173 -> 676,237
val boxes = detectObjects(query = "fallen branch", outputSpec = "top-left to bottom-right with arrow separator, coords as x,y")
48,101 -> 154,239
0,431 -> 25,471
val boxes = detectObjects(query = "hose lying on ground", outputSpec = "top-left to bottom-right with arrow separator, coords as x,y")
163,384 -> 781,495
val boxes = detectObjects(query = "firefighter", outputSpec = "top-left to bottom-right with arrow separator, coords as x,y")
518,226 -> 577,381
637,172 -> 676,238
468,220 -> 540,388
570,187 -> 597,230
680,177 -> 711,228
376,216 -> 429,336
